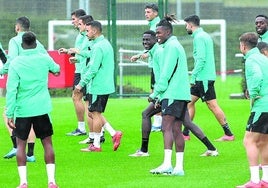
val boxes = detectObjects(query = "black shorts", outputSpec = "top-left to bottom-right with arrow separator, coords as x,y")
150,69 -> 155,90
73,73 -> 86,97
161,99 -> 188,121
246,112 -> 268,134
88,94 -> 109,113
85,93 -> 90,102
191,81 -> 216,102
14,114 -> 53,140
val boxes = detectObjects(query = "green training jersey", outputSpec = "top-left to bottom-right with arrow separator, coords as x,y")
149,43 -> 163,87
150,36 -> 191,101
6,48 -> 60,118
190,27 -> 216,84
77,35 -> 93,90
244,47 -> 268,123
259,31 -> 268,43
75,33 -> 92,78
74,32 -> 86,74
0,31 -> 47,75
148,43 -> 161,68
148,16 -> 160,32
79,35 -> 115,95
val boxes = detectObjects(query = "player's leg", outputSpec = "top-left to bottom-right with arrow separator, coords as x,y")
41,136 -> 55,164
206,99 -> 234,141
183,109 -> 218,156
79,111 -> 103,152
16,137 -> 28,188
129,102 -> 161,157
255,113 -> 268,186
81,94 -> 121,152
206,99 -> 227,125
101,115 -> 122,149
141,103 -> 161,152
182,82 -> 202,142
14,117 -> 32,187
237,131 -> 261,188
80,94 -> 101,151
70,90 -> 86,134
201,81 -> 234,141
92,111 -> 105,149
26,127 -> 36,162
152,112 -> 162,132
79,93 -> 105,145
72,91 -> 85,121
80,113 -> 103,151
171,100 -> 188,176
172,118 -> 185,176
3,109 -> 17,159
150,99 -> 184,175
101,118 -> 122,151
150,70 -> 162,132
236,112 -> 268,188
78,97 -> 95,144
182,95 -> 199,140
99,95 -> 122,151
87,104 -> 94,142
33,114 -> 58,188
150,114 -> 174,174
259,134 -> 268,186
66,73 -> 86,136
187,95 -> 199,120
41,136 -> 58,187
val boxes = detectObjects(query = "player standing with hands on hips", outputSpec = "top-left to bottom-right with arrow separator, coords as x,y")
236,32 -> 268,188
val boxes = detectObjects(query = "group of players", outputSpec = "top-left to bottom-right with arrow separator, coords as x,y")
2,2 -> 268,188
129,3 -> 268,188
1,8 -> 123,188
1,17 -> 60,188
57,9 -> 122,153
235,15 -> 268,188
129,3 -> 233,176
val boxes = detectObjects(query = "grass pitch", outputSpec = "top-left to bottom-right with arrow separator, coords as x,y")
0,76 -> 253,188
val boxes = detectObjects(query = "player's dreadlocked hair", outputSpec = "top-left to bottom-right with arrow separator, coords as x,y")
156,14 -> 178,34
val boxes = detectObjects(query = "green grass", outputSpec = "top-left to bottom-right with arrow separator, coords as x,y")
0,76 -> 252,188
117,75 -> 243,97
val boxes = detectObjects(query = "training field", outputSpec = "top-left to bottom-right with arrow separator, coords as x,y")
0,76 -> 253,188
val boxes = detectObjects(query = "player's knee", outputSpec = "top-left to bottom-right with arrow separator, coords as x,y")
207,102 -> 217,111
142,110 -> 150,119
243,134 -> 254,147
72,93 -> 82,102
256,137 -> 266,148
